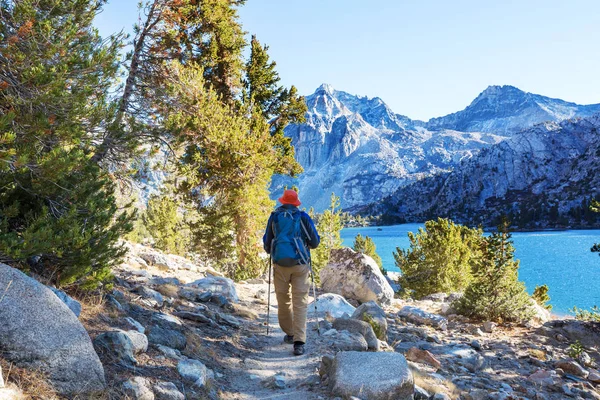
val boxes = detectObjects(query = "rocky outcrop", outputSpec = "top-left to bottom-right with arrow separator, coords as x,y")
320,248 -> 394,305
326,351 -> 414,399
0,263 -> 106,396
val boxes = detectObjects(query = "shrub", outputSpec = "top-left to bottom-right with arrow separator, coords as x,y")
572,305 -> 600,322
532,284 -> 552,310
453,220 -> 534,322
393,218 -> 483,298
144,194 -> 189,255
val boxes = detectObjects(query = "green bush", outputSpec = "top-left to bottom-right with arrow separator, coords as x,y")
533,284 -> 552,310
453,221 -> 534,322
144,194 -> 189,255
572,305 -> 600,322
393,218 -> 483,298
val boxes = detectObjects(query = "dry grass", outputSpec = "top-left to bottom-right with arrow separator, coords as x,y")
0,358 -> 59,400
231,303 -> 259,320
154,283 -> 179,298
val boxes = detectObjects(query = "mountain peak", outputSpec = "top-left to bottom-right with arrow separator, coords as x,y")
477,85 -> 525,99
316,83 -> 335,94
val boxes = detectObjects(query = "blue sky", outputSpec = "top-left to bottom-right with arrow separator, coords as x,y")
95,0 -> 600,120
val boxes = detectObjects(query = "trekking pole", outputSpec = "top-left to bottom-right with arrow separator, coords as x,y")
266,253 -> 272,335
310,260 -> 321,335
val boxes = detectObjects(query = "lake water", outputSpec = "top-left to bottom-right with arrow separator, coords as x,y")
341,223 -> 600,316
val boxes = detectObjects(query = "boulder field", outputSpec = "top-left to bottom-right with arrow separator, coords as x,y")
0,244 -> 599,399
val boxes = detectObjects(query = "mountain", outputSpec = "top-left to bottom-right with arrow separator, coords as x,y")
426,85 -> 600,135
272,84 -> 600,212
271,84 -> 506,211
369,115 -> 600,228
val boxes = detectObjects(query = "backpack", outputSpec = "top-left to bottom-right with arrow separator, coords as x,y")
270,208 -> 310,266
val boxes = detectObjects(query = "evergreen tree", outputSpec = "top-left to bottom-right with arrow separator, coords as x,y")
454,219 -> 534,322
394,218 -> 482,298
353,233 -> 384,274
0,0 -> 132,288
144,193 -> 188,255
311,193 -> 343,283
532,284 -> 552,310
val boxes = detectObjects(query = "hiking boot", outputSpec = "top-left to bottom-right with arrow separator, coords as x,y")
283,335 -> 294,344
293,342 -> 305,356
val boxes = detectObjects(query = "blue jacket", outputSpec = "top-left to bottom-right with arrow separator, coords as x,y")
263,204 -> 320,265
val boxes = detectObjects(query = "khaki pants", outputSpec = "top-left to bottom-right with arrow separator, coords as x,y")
273,263 -> 310,343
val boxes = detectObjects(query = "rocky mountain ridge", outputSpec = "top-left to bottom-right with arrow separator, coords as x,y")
272,84 -> 600,212
368,115 -> 600,228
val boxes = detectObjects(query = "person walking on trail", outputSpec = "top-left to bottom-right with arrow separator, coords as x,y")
263,189 -> 320,356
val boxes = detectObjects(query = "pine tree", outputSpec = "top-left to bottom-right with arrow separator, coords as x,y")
353,234 -> 384,274
0,0 -> 132,288
454,219 -> 534,322
394,218 -> 482,298
532,284 -> 552,310
144,193 -> 188,255
311,193 -> 343,283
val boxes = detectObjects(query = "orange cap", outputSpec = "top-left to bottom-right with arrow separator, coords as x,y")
278,189 -> 301,206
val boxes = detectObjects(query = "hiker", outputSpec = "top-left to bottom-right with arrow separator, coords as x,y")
263,189 -> 320,356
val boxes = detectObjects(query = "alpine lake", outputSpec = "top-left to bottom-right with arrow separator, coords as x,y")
341,223 -> 600,316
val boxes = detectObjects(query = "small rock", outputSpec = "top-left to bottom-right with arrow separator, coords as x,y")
414,385 -> 430,399
426,335 -> 442,344
153,381 -> 185,400
555,359 -> 589,378
136,286 -> 164,307
433,393 -> 451,400
579,351 -> 594,367
299,375 -> 321,387
93,330 -> 137,365
351,300 -> 388,340
330,330 -> 369,352
319,319 -> 333,331
177,359 -> 213,388
174,311 -> 213,324
147,326 -> 187,350
470,340 -> 482,351
469,326 -> 485,336
125,317 -> 146,333
124,330 -> 148,354
122,377 -> 154,400
155,345 -> 183,360
588,369 -> 600,383
215,312 -> 241,329
320,355 -> 334,376
185,276 -> 238,302
483,321 -> 497,333
151,313 -> 183,329
263,374 -> 286,389
406,347 -> 442,370
333,317 -> 379,351
528,369 -> 559,386
398,306 -> 448,331
106,295 -> 124,311
210,294 -> 230,307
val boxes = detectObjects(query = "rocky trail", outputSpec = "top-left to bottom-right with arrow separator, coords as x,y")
3,243 -> 600,399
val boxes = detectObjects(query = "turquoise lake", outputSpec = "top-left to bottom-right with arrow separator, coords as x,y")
341,224 -> 600,316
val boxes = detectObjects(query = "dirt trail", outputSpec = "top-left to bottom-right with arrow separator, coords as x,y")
220,288 -> 326,399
